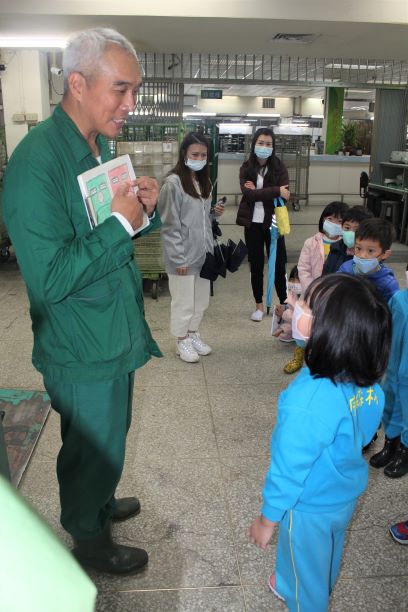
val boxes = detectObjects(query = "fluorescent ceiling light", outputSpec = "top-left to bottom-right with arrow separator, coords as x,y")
326,63 -> 383,70
311,115 -> 324,118
247,113 -> 280,117
182,112 -> 216,117
0,36 -> 67,48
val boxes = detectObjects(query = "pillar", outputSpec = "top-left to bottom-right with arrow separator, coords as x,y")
324,87 -> 344,154
1,49 -> 50,157
370,88 -> 408,182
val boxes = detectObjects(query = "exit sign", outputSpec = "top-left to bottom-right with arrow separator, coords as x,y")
201,89 -> 223,99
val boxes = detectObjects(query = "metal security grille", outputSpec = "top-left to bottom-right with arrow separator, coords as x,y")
274,135 -> 311,208
139,53 -> 408,87
262,98 -> 275,108
132,81 -> 183,120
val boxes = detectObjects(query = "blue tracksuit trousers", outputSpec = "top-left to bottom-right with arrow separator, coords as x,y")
276,501 -> 356,612
383,379 -> 408,446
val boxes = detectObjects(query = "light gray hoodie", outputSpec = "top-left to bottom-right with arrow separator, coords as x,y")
158,173 -> 214,275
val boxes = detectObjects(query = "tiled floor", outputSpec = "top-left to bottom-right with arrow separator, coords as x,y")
1,202 -> 408,611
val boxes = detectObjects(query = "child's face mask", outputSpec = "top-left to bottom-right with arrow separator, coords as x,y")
292,302 -> 313,341
323,218 -> 342,239
342,230 -> 355,248
288,282 -> 301,295
353,255 -> 379,274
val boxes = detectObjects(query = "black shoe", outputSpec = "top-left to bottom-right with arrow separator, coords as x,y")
369,435 -> 400,468
111,497 -> 141,522
384,443 -> 408,478
73,524 -> 148,575
362,432 -> 378,454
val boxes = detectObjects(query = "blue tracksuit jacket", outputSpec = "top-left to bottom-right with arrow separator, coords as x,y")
382,289 -> 408,444
262,367 -> 384,522
337,260 -> 399,303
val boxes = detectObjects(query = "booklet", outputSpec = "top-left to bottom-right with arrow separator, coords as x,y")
77,154 -> 150,233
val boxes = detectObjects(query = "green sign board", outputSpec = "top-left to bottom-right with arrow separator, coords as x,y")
201,89 -> 223,99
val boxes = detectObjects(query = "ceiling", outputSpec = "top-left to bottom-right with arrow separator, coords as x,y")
0,2 -> 407,100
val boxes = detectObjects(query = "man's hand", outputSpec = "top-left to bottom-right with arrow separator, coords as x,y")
135,176 -> 159,216
246,515 -> 277,550
176,266 -> 188,275
111,182 -> 144,230
244,181 -> 256,190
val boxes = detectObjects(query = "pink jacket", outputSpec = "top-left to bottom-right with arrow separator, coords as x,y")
298,232 -> 325,295
276,290 -> 300,341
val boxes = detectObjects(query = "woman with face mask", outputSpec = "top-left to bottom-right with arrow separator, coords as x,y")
236,128 -> 290,322
158,132 -> 224,363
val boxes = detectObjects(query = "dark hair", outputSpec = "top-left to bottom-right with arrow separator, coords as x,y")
355,218 -> 396,251
342,205 -> 374,225
304,274 -> 391,387
242,128 -> 279,183
318,201 -> 349,232
170,132 -> 212,199
288,265 -> 299,281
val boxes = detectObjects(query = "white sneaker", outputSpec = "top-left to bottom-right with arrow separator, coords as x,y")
188,331 -> 212,355
250,309 -> 264,322
176,337 -> 200,363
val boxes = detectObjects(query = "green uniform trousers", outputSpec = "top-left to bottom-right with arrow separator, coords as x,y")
43,372 -> 134,540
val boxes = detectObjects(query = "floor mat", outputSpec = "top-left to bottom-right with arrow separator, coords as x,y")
0,389 -> 51,486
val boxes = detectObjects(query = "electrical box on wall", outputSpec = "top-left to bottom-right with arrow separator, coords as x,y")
12,113 -> 25,123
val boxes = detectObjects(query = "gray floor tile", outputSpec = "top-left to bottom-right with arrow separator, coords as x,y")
330,576 -> 408,612
133,384 -> 218,460
96,586 -> 246,612
89,457 -> 240,590
243,585 -> 287,612
341,524 -> 408,579
219,455 -> 278,585
208,384 -> 283,459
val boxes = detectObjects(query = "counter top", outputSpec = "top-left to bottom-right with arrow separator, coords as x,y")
310,154 -> 370,164
217,153 -> 370,163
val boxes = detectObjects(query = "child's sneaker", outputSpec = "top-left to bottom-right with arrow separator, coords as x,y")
268,574 -> 285,602
283,346 -> 304,374
389,520 -> 408,544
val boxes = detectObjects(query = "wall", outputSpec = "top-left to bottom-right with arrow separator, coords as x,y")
1,49 -> 50,155
197,95 -> 294,116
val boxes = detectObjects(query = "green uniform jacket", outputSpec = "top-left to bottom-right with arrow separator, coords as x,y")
3,105 -> 162,383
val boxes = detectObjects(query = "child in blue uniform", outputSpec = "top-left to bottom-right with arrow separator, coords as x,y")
370,267 -> 408,477
338,217 -> 399,302
246,274 -> 391,612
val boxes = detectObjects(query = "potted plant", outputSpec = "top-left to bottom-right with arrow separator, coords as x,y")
342,121 -> 358,155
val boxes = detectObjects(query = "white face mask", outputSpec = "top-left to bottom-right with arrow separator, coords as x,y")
292,302 -> 313,342
288,282 -> 301,295
185,158 -> 207,172
323,218 -> 342,239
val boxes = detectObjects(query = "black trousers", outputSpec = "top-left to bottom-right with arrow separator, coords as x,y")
244,222 -> 287,304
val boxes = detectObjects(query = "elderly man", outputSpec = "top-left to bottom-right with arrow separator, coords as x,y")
3,28 -> 162,574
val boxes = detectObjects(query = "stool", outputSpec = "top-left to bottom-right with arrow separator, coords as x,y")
379,199 -> 401,237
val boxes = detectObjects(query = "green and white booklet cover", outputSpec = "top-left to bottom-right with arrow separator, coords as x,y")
77,154 -> 149,232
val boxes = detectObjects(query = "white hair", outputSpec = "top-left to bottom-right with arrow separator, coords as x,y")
62,28 -> 138,93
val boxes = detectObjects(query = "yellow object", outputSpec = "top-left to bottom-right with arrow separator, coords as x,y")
275,200 -> 291,236
284,346 -> 304,374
